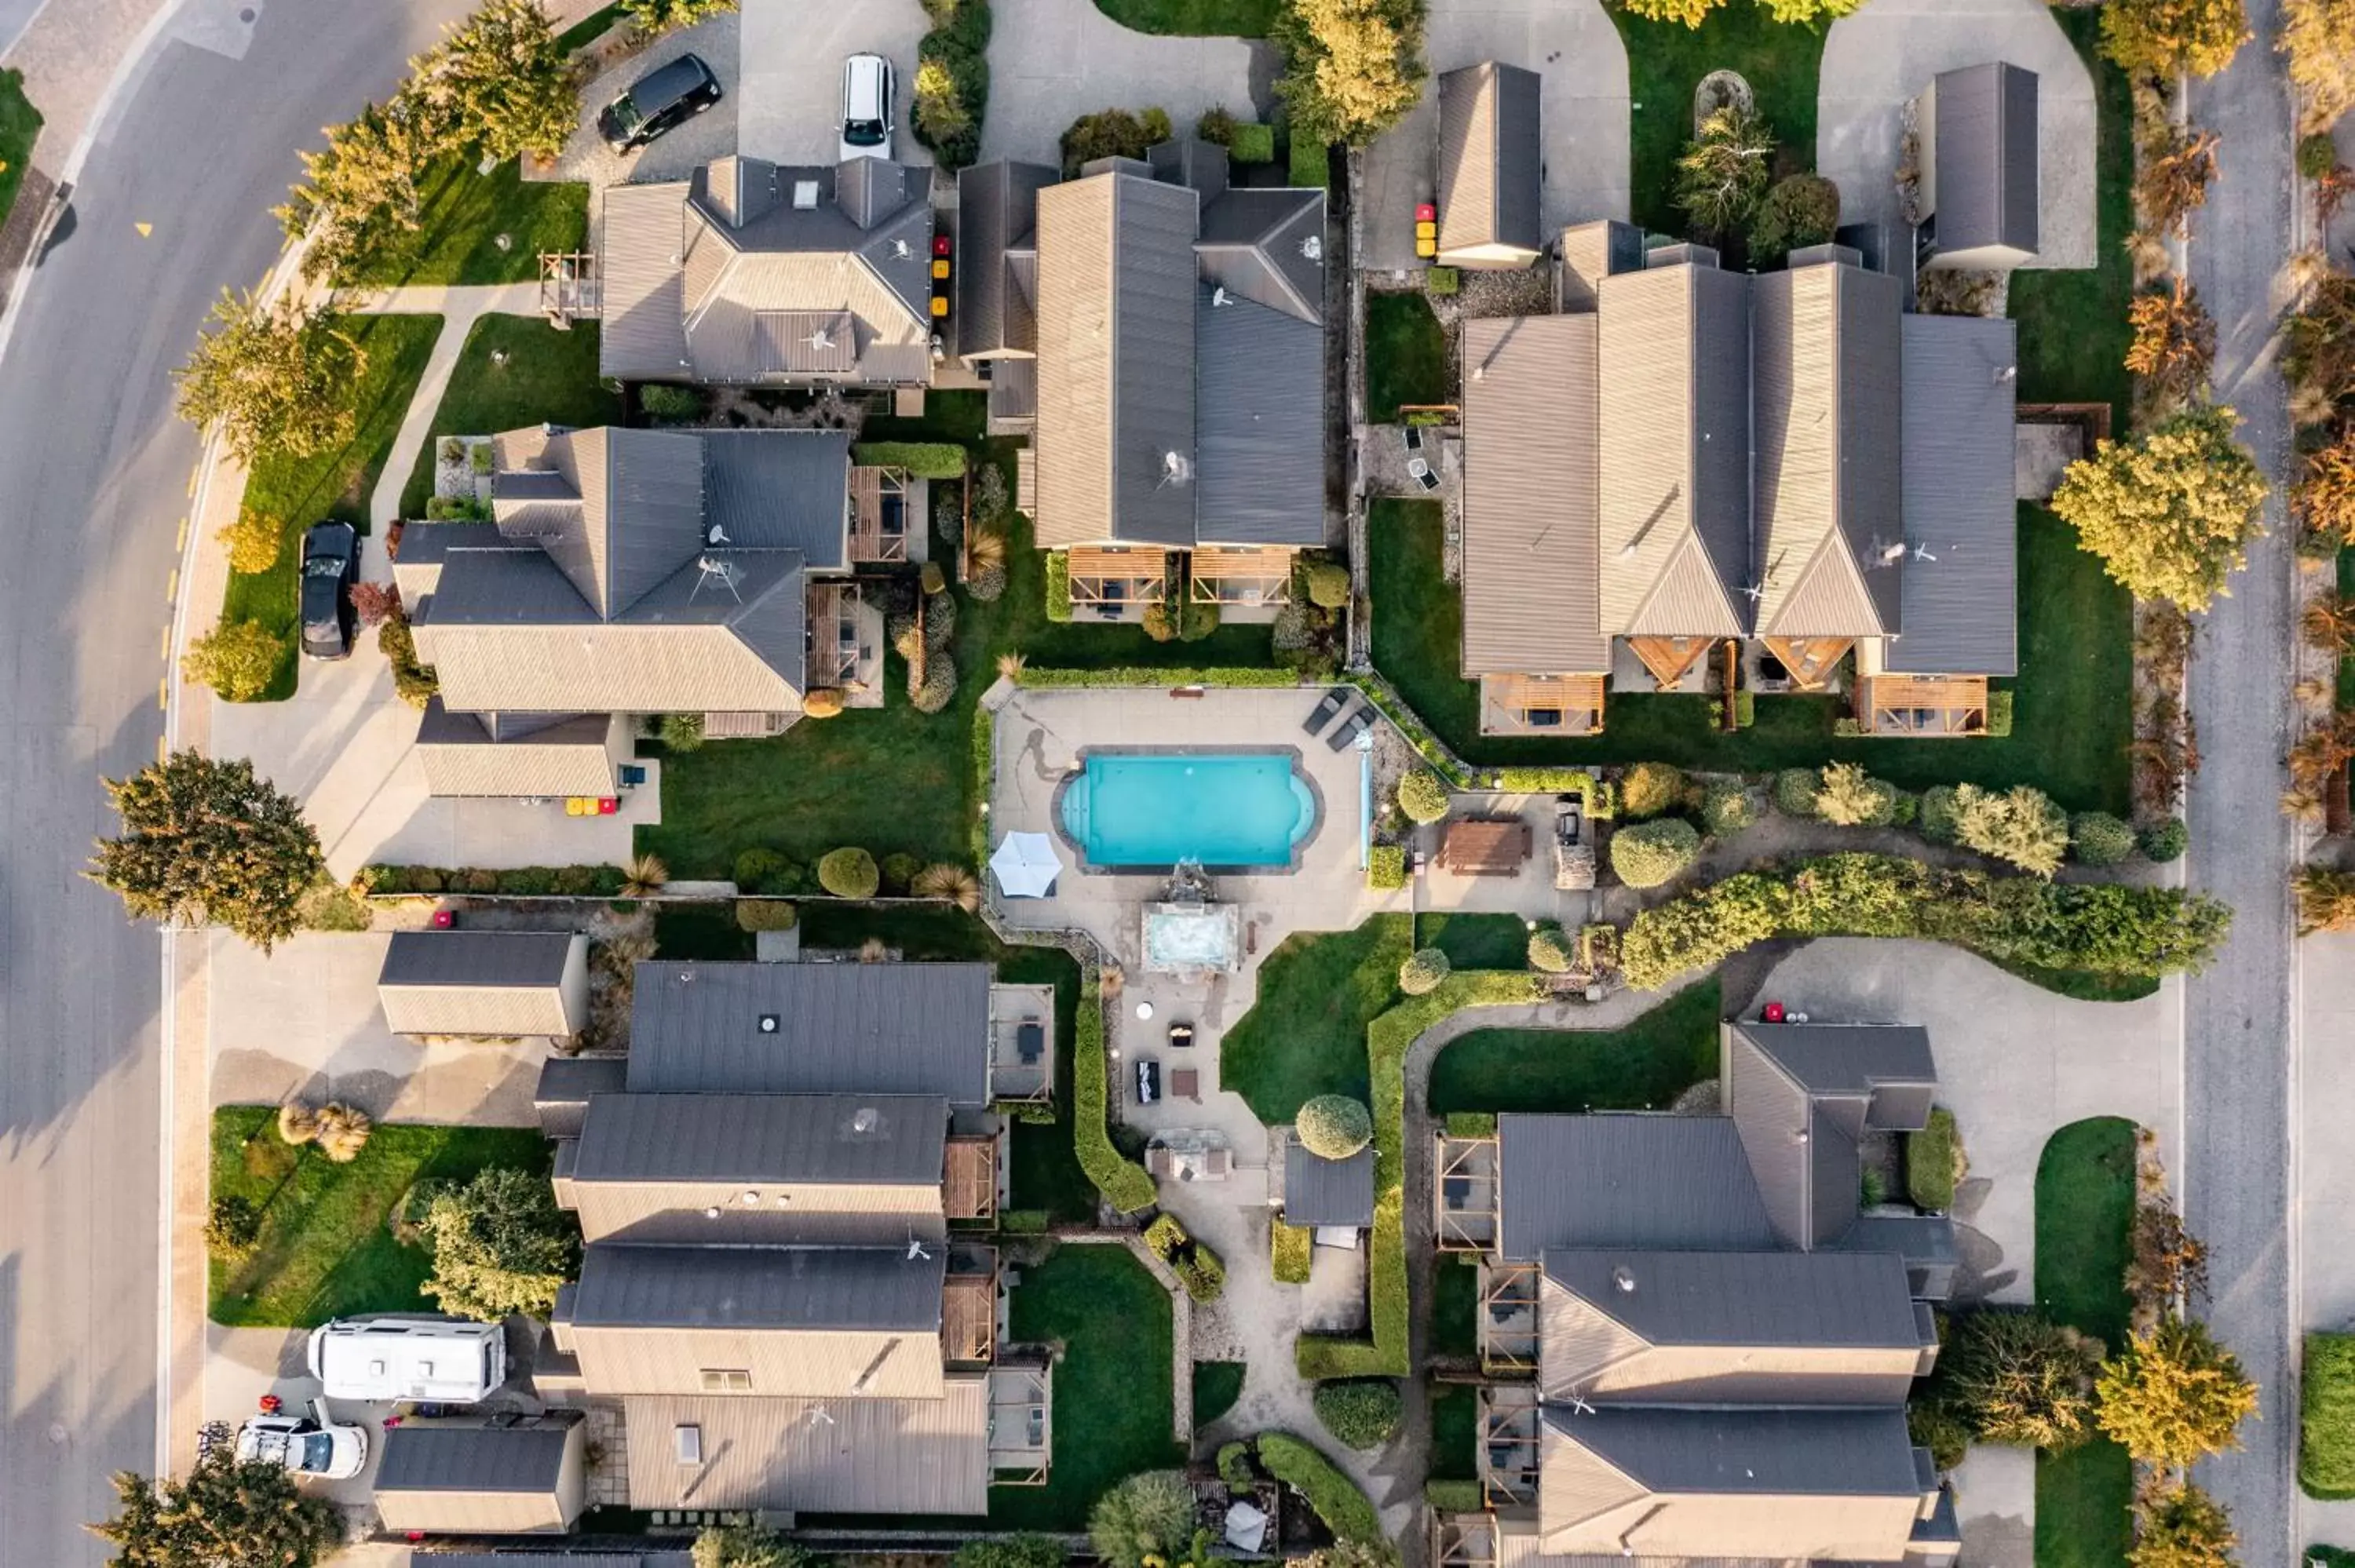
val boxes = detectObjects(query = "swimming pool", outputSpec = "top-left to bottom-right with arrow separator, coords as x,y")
1059,750 -> 1319,870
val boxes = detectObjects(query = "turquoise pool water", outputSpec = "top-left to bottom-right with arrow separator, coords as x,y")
1061,752 -> 1316,869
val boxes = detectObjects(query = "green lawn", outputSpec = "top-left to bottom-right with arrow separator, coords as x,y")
225,312 -> 444,701
1368,498 -> 2133,813
650,902 -> 754,961
1194,1360 -> 1247,1428
1432,1259 -> 1478,1361
1366,291 -> 1450,420
2032,1115 -> 2138,1568
1429,1382 -> 1479,1480
336,157 -> 589,290
1427,979 -> 1722,1115
2008,9 -> 2133,429
1221,915 -> 1415,1123
208,1107 -> 550,1328
1088,0 -> 1280,34
397,315 -> 623,517
1415,912 -> 1530,972
2303,1333 -> 2355,1498
1612,4 -> 1826,240
0,69 -> 42,240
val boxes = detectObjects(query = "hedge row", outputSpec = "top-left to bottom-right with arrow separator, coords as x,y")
1345,672 -> 1474,788
1492,768 -> 1616,816
1426,1478 -> 1484,1512
1620,853 -> 2232,991
1272,1220 -> 1313,1284
1366,844 -> 1405,891
1015,665 -> 1303,688
1906,1107 -> 1962,1212
1043,551 -> 1072,622
1254,1432 -> 1382,1544
358,862 -> 623,896
1145,1212 -> 1225,1302
1298,969 -> 1546,1380
851,441 -> 968,480
1073,980 -> 1156,1213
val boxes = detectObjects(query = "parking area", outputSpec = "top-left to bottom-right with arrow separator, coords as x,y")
982,0 -> 1261,165
1752,938 -> 2182,1307
539,9 -> 743,195
738,0 -> 934,167
1816,0 -> 2095,268
208,647 -> 657,883
1360,0 -> 1630,275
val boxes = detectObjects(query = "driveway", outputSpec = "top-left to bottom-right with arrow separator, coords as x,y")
1359,0 -> 1630,275
206,645 -> 658,881
738,0 -> 934,169
1751,939 -> 2182,1308
206,932 -> 550,1125
539,9 -> 741,194
1816,0 -> 2095,268
983,0 -> 1261,166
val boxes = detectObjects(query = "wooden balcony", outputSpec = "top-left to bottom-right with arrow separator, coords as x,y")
806,582 -> 877,693
1759,636 -> 1853,691
1479,673 -> 1604,736
1858,674 -> 1990,736
1190,546 -> 1294,606
848,465 -> 911,563
1066,547 -> 1167,619
945,1135 -> 999,1221
943,1261 -> 998,1365
1626,635 -> 1717,691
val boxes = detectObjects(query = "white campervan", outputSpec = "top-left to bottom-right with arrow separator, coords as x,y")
307,1317 -> 507,1403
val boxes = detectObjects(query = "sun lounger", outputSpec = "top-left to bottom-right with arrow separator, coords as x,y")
1302,686 -> 1349,735
1326,705 -> 1375,751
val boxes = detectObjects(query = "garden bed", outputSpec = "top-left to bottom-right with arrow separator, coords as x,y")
1611,2 -> 1824,240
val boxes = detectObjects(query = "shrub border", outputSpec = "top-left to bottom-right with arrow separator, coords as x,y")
1254,1431 -> 1382,1544
1074,978 -> 1156,1213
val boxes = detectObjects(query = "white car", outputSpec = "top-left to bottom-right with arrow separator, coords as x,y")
839,53 -> 896,162
235,1401 -> 369,1480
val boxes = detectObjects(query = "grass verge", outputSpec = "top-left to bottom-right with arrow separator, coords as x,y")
208,1106 -> 549,1327
1086,0 -> 1280,33
1433,1258 -> 1478,1360
225,312 -> 444,700
0,70 -> 42,240
2304,1333 -> 2355,1499
1366,290 -> 1449,420
335,158 -> 588,290
2032,1114 -> 2138,1568
397,316 -> 623,517
1611,4 -> 1825,240
1427,979 -> 1721,1115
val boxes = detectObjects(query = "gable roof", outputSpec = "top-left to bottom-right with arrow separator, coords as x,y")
1285,1142 -> 1375,1228
626,961 -> 993,1107
1541,1248 -> 1926,1351
570,1243 -> 944,1333
1196,188 -> 1326,323
956,160 -> 1058,356
1498,1114 -> 1778,1262
414,702 -> 619,799
1726,1023 -> 1937,1251
1194,288 -> 1326,545
1890,312 -> 2019,675
490,427 -> 708,619
1437,62 -> 1543,261
375,1422 -> 574,1496
620,1385 -> 988,1515
1932,62 -> 2039,261
378,931 -> 583,1037
571,1092 -> 949,1187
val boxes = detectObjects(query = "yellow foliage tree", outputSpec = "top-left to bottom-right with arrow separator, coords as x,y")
1274,0 -> 1426,148
2049,403 -> 2269,611
1616,0 -> 1725,26
2280,0 -> 2355,132
2101,0 -> 2251,75
2295,425 -> 2355,542
2094,1316 -> 2258,1471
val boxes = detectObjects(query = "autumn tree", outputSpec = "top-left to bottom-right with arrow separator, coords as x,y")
1274,0 -> 1426,148
89,1452 -> 345,1568
1933,1310 -> 2105,1449
277,97 -> 445,281
1617,0 -> 1726,25
88,751 -> 323,952
2095,1316 -> 2258,1470
1753,0 -> 1864,20
2297,425 -> 2355,543
173,292 -> 367,464
1090,1471 -> 1196,1568
623,0 -> 738,35
2126,279 -> 2216,414
2296,866 -> 2355,932
218,505 -> 285,575
410,0 -> 579,163
2102,0 -> 2251,75
2280,0 -> 2355,132
182,619 -> 288,703
2128,1482 -> 2237,1568
1674,105 -> 1775,242
2138,124 -> 2221,239
1950,783 -> 2071,877
2050,403 -> 2269,611
2286,272 -> 2355,409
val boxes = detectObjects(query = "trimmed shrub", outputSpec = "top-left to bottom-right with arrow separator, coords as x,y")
881,852 -> 922,894
1986,690 -> 2014,738
1288,133 -> 1331,188
1229,122 -> 1276,164
1272,1220 -> 1314,1284
735,899 -> 797,932
1197,104 -> 1238,144
660,712 -> 706,752
2303,131 -> 2341,181
639,384 -> 705,422
1303,559 -> 1352,609
1700,779 -> 1757,838
1254,1433 -> 1383,1544
1444,1110 -> 1498,1138
1297,1094 -> 1375,1158
1426,1479 -> 1484,1512
1396,768 -> 1449,823
1814,762 -> 1898,827
1398,946 -> 1451,995
1313,1379 -> 1404,1449
1920,785 -> 1961,843
1141,603 -> 1178,642
1618,760 -> 1685,819
2072,811 -> 2138,867
1911,1398 -> 1973,1473
1425,265 -> 1461,297
205,1194 -> 264,1259
1367,844 -> 1406,890
1528,924 -> 1574,973
999,1208 -> 1050,1233
1751,173 -> 1841,265
1952,783 -> 2071,877
1610,818 -> 1702,889
816,847 -> 880,899
852,441 -> 967,479
1773,767 -> 1822,817
380,614 -> 440,708
221,505 -> 284,574
1044,551 -> 1072,622
1178,598 -> 1220,641
1075,981 -> 1157,1212
1090,1471 -> 1194,1568
2141,817 -> 2190,862
911,654 -> 958,713
183,619 -> 287,703
1907,1107 -> 1965,1212
1061,108 -> 1155,174
2303,1331 -> 2355,1497
733,848 -> 790,893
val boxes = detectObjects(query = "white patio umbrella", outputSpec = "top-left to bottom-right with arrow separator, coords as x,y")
989,831 -> 1066,898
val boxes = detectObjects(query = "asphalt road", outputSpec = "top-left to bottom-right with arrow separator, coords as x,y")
2184,9 -> 2298,1560
0,2 -> 468,1562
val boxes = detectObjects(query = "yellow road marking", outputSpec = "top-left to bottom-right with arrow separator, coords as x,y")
135,222 -> 152,238
157,735 -> 169,765
176,516 -> 188,551
158,680 -> 169,712
164,569 -> 177,604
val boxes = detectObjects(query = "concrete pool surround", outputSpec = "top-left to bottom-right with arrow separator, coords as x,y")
1052,745 -> 1327,877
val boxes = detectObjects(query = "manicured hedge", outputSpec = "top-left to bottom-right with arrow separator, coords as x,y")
1287,134 -> 1331,189
734,899 -> 797,932
1016,665 -> 1302,688
1145,1211 -> 1225,1302
2306,1333 -> 2355,1499
1443,1110 -> 1497,1138
1229,122 -> 1276,163
1313,1378 -> 1403,1449
1255,1432 -> 1382,1544
1367,844 -> 1406,890
1494,768 -> 1615,815
1044,550 -> 1072,622
1619,854 -> 2230,991
1347,673 -> 1474,788
1426,1478 -> 1484,1511
1075,980 -> 1157,1212
1272,1220 -> 1313,1284
969,708 -> 994,869
852,441 -> 968,479
358,862 -> 624,896
1000,1209 -> 1050,1234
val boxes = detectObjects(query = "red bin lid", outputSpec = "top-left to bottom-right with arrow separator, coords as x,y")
1415,202 -> 1437,221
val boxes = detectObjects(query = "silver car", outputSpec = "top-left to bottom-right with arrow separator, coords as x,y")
234,1400 -> 368,1480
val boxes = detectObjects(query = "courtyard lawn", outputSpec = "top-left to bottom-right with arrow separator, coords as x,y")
1367,498 -> 2132,813
335,157 -> 589,290
1612,3 -> 1825,241
1432,1258 -> 1479,1361
223,312 -> 444,701
0,69 -> 42,240
1427,979 -> 1722,1116
650,901 -> 754,961
1366,291 -> 1451,421
397,315 -> 623,517
2008,9 -> 2134,429
1221,915 -> 1414,1124
2032,1115 -> 2138,1568
1429,1382 -> 1479,1479
1090,0 -> 1280,32
1194,1360 -> 1247,1428
1415,912 -> 1530,972
208,1106 -> 550,1328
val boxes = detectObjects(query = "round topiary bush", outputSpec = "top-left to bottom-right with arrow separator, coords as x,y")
1528,924 -> 1574,973
1313,1378 -> 1404,1449
2140,817 -> 2189,862
1396,768 -> 1450,824
1919,784 -> 1961,843
1302,560 -> 1351,610
1296,1094 -> 1375,1158
1700,779 -> 1756,838
2071,811 -> 2138,867
1773,767 -> 1823,818
204,1194 -> 263,1260
881,851 -> 922,893
1610,818 -> 1702,889
1618,760 -> 1686,819
2302,131 -> 2340,181
1398,946 -> 1451,995
817,847 -> 880,899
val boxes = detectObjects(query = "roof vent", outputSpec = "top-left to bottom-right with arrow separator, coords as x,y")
792,180 -> 821,210
703,1205 -> 721,1220
1157,450 -> 1193,488
758,1013 -> 780,1034
1299,234 -> 1323,262
1612,1266 -> 1636,1293
674,1424 -> 703,1465
853,1107 -> 880,1135
1793,1129 -> 1811,1145
741,1189 -> 761,1206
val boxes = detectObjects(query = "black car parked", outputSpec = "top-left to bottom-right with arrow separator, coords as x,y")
598,53 -> 723,152
299,522 -> 358,661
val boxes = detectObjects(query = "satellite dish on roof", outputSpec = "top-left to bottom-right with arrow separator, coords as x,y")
1211,286 -> 1232,308
1156,450 -> 1192,489
1299,234 -> 1323,261
707,523 -> 731,545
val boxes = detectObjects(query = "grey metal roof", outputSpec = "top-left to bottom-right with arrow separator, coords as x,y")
375,1421 -> 573,1494
1546,1406 -> 1923,1496
572,1093 -> 948,1187
1459,313 -> 1608,676
1728,1023 -> 1936,1103
1541,1249 -> 1922,1347
380,930 -> 577,989
957,160 -> 1058,356
1437,62 -> 1543,261
1196,188 -> 1326,324
1498,1114 -> 1777,1263
1148,136 -> 1230,201
570,1243 -> 944,1331
392,521 -> 505,565
1285,1143 -> 1375,1227
626,961 -> 993,1107
1890,312 -> 2019,675
1194,289 -> 1325,546
1726,1024 -> 1937,1253
599,179 -> 693,381
1933,62 -> 2039,260
536,1053 -> 630,1139
487,426 -> 709,620
619,1384 -> 988,1514
411,1557 -> 690,1568
700,428 -> 852,569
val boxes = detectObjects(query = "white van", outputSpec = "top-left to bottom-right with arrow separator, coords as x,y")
307,1317 -> 507,1403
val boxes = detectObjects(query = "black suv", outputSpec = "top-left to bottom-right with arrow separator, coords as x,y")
598,53 -> 723,153
299,522 -> 358,661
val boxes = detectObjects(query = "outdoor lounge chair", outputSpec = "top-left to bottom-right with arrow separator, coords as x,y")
1327,705 -> 1375,751
1403,424 -> 1426,454
1302,686 -> 1349,735
1017,1020 -> 1043,1064
1411,458 -> 1441,492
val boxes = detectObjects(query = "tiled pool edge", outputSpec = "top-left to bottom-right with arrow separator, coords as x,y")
1050,743 -> 1329,877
